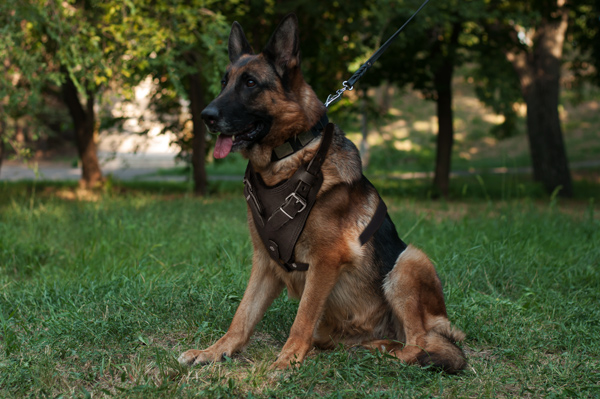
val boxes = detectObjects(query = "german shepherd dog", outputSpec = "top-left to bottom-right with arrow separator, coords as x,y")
178,14 -> 466,373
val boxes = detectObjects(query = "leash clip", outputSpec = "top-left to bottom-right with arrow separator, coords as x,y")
324,81 -> 354,108
323,0 -> 430,108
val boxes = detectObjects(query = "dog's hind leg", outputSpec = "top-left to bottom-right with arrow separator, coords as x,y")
178,253 -> 284,367
380,245 -> 466,373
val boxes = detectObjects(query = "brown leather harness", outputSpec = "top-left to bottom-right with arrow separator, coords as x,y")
243,122 -> 388,273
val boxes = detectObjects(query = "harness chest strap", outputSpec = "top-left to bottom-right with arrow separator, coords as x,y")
243,123 -> 387,272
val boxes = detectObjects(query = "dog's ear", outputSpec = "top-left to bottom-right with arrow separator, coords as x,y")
229,21 -> 253,63
263,13 -> 300,76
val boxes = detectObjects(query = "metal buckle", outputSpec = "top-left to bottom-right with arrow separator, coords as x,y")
285,192 -> 307,213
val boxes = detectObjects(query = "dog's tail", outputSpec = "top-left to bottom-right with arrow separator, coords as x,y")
417,325 -> 467,374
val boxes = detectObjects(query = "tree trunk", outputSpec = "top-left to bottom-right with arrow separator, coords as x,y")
432,24 -> 460,198
61,75 -> 103,189
188,72 -> 208,196
523,79 -> 573,197
378,84 -> 394,115
0,120 -> 5,175
506,0 -> 572,197
359,90 -> 370,168
432,63 -> 454,198
527,4 -> 572,197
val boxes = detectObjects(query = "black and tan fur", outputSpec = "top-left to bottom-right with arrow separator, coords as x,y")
178,14 -> 466,373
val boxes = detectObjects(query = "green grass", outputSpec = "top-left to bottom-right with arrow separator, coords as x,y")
0,180 -> 599,398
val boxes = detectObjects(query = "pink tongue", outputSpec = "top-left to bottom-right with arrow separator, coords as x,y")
214,135 -> 233,159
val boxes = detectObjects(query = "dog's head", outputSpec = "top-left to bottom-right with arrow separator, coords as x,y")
202,14 -> 325,160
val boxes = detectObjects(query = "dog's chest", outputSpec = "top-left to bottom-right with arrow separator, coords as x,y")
279,269 -> 307,299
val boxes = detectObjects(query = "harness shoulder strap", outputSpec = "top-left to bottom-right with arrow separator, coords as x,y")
307,123 -> 334,175
359,197 -> 387,245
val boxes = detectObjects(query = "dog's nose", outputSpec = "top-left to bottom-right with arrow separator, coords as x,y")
201,104 -> 220,126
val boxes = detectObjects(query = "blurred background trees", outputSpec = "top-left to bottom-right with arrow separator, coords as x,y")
1,0 -> 228,191
357,0 -> 488,196
1,0 -> 598,197
104,0 -> 230,196
477,0 -> 592,198
3,0 -> 126,188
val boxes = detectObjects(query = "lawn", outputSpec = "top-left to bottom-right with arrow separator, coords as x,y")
0,179 -> 599,398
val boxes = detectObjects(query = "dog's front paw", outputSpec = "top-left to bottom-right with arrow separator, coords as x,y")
178,349 -> 224,367
269,353 -> 302,370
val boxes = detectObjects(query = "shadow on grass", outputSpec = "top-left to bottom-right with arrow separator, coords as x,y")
370,173 -> 599,201
0,179 -> 243,204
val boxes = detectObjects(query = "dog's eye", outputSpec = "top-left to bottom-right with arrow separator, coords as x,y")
221,79 -> 227,88
246,79 -> 257,88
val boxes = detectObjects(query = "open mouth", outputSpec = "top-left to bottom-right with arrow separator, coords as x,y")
233,122 -> 265,144
214,122 -> 267,159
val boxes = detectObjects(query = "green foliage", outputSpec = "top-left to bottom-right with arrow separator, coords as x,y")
473,0 -> 600,137
357,0 -> 487,96
101,1 -> 231,164
0,183 -> 599,397
0,1 -> 62,159
471,55 -> 522,139
0,0 -> 232,177
107,0 -> 231,100
10,0 -> 132,95
566,1 -> 600,88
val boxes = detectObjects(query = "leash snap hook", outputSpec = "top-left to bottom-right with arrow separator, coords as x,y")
324,81 -> 355,108
325,87 -> 345,108
322,0 -> 430,108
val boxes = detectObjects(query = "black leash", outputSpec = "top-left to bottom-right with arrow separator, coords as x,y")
324,0 -> 431,108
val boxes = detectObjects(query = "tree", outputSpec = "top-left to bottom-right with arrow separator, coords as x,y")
5,0 -> 243,195
0,113 -> 5,172
106,1 -> 229,196
3,0 -> 158,189
358,0 -> 484,197
0,3 -> 61,174
430,20 -> 462,198
482,0 -> 577,197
